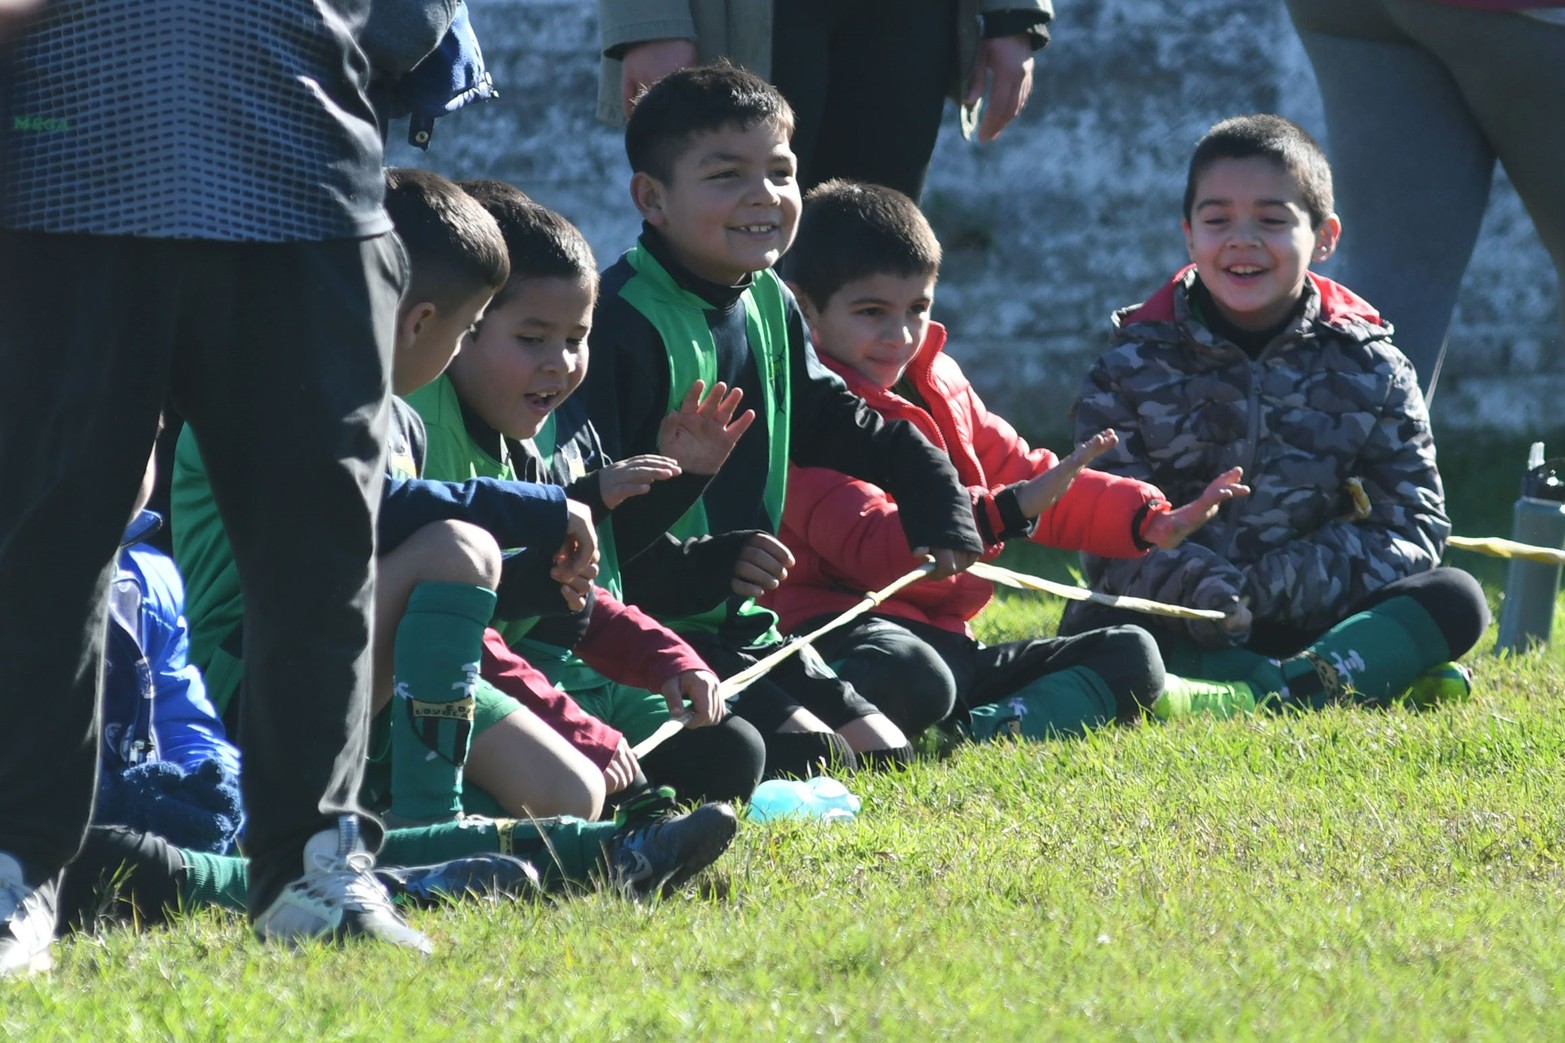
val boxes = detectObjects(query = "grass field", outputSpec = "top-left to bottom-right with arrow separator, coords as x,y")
6,432 -> 1565,1040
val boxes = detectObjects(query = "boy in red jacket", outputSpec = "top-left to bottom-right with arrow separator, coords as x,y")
767,180 -> 1248,739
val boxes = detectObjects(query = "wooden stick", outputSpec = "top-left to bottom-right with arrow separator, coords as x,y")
967,561 -> 1227,621
631,711 -> 693,760
630,561 -> 938,760
1447,534 -> 1565,567
714,560 -> 939,702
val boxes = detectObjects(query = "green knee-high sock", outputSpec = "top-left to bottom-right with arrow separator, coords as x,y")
1270,596 -> 1451,711
390,582 -> 498,822
968,666 -> 1117,741
379,816 -> 612,892
177,849 -> 250,913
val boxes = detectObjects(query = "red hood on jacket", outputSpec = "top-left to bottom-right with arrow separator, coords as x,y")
1123,265 -> 1383,329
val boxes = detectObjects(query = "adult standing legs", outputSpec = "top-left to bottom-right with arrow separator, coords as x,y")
168,235 -> 401,918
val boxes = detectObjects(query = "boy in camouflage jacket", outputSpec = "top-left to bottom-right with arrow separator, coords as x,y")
1065,114 -> 1490,717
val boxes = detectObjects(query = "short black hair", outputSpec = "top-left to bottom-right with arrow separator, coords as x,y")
1183,114 -> 1335,228
625,61 -> 795,183
785,180 -> 942,310
384,167 -> 509,312
456,178 -> 598,304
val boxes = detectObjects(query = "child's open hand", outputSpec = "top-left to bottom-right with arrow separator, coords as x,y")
1016,429 -> 1119,519
1139,467 -> 1250,551
732,532 -> 794,598
599,455 -> 681,510
657,380 -> 756,476
662,669 -> 725,728
553,499 -> 601,610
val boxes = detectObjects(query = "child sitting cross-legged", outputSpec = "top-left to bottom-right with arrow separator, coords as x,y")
582,64 -> 990,776
1064,114 -> 1490,717
765,179 -> 1247,742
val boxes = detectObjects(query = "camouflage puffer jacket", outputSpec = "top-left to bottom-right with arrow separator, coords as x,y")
1068,265 -> 1449,646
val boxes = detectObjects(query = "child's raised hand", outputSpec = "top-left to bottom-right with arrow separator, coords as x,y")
599,455 -> 681,510
656,380 -> 756,476
732,532 -> 794,598
662,669 -> 725,728
1016,429 -> 1119,519
552,499 -> 601,610
1139,467 -> 1250,551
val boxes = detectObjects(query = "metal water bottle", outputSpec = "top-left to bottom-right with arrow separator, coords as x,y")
1495,443 -> 1565,654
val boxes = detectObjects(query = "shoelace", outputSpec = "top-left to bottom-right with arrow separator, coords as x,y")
300,850 -> 397,914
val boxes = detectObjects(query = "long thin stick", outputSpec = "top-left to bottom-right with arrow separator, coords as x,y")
715,560 -> 938,701
630,561 -> 937,760
968,561 -> 1227,621
1447,534 -> 1565,567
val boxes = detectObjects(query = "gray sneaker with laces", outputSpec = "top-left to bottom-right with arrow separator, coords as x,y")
253,817 -> 432,953
0,852 -> 57,977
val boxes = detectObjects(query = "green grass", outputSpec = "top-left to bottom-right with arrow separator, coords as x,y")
8,432 -> 1565,1040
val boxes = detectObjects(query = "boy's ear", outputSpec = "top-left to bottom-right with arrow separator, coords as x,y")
630,171 -> 667,226
1312,214 -> 1343,264
1181,218 -> 1196,263
398,301 -> 438,344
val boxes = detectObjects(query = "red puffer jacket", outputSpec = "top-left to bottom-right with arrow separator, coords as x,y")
763,322 -> 1165,637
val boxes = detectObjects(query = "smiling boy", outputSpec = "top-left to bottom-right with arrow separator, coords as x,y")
1064,114 -> 1489,716
581,63 -> 985,778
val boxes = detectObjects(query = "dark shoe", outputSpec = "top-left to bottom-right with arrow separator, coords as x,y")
375,852 -> 542,908
0,853 -> 56,977
604,802 -> 738,900
253,817 -> 432,953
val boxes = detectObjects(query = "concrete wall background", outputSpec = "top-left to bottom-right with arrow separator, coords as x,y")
389,0 -> 1563,438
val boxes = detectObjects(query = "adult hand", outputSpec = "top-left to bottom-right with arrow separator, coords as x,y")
732,532 -> 794,598
915,546 -> 980,580
657,380 -> 756,476
599,455 -> 682,510
1140,467 -> 1250,551
662,669 -> 724,727
1016,429 -> 1118,519
552,499 -> 601,610
965,34 -> 1035,143
620,38 -> 698,117
602,738 -> 639,795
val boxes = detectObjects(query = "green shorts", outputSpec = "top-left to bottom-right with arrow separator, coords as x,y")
568,677 -> 673,747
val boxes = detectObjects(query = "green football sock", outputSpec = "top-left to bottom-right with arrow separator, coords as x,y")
379,816 -> 612,891
967,666 -> 1117,741
390,582 -> 498,823
177,848 -> 250,913
1271,596 -> 1451,711
1158,635 -> 1272,683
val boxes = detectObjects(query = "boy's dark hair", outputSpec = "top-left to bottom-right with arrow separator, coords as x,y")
457,178 -> 598,304
786,179 -> 942,309
1184,115 -> 1335,229
383,167 -> 509,312
625,61 -> 796,183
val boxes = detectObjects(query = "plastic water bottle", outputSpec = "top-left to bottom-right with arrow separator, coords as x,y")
746,776 -> 862,823
1495,443 -> 1565,654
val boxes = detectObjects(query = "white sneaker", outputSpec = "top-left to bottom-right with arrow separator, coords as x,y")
0,852 -> 56,977
253,818 -> 431,953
